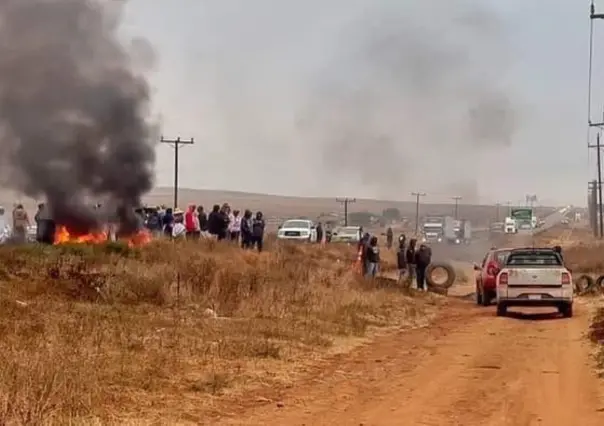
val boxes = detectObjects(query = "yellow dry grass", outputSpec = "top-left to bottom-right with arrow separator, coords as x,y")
0,238 -> 437,424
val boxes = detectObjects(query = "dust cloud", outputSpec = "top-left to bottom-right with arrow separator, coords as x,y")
182,0 -> 518,203
0,0 -> 156,233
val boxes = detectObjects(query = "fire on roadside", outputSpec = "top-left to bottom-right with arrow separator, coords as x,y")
53,225 -> 152,247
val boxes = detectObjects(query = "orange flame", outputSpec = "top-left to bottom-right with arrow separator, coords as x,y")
54,226 -> 107,244
53,225 -> 152,247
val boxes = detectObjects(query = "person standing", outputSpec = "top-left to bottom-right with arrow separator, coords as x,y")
415,244 -> 432,291
365,236 -> 380,278
12,204 -> 30,244
217,203 -> 230,241
184,204 -> 199,239
197,205 -> 208,233
229,209 -> 242,242
405,238 -> 417,288
240,209 -> 253,248
316,222 -> 323,244
207,204 -> 221,238
386,227 -> 393,249
251,211 -> 265,252
396,237 -> 407,285
162,208 -> 174,238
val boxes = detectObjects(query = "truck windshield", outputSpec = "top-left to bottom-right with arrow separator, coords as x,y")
505,251 -> 562,266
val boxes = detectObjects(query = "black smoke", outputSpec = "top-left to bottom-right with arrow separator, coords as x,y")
0,0 -> 155,234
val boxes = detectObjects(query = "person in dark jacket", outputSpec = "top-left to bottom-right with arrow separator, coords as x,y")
405,238 -> 417,288
217,203 -> 230,241
197,205 -> 208,232
241,209 -> 253,248
162,208 -> 174,238
358,232 -> 371,275
365,236 -> 380,278
207,204 -> 221,237
252,211 -> 265,252
396,237 -> 407,284
386,227 -> 393,249
316,222 -> 323,243
415,244 -> 432,291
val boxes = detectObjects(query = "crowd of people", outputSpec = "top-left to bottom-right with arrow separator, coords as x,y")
138,203 -> 267,251
358,231 -> 433,291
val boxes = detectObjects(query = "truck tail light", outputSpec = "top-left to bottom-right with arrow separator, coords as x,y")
486,262 -> 499,276
561,272 -> 571,286
499,272 -> 508,287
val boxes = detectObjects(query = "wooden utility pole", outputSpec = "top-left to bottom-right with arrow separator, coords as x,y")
451,196 -> 462,219
588,132 -> 604,238
411,192 -> 426,234
160,136 -> 194,210
336,197 -> 356,226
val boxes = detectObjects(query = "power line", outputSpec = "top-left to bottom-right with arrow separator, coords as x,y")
336,197 -> 356,226
451,196 -> 462,219
411,192 -> 426,235
160,136 -> 194,209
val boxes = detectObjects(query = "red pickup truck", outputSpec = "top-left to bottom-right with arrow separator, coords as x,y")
474,248 -> 511,306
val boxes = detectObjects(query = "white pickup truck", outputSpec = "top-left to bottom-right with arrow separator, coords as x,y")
495,248 -> 573,317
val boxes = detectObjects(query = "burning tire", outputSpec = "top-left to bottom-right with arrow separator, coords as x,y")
426,262 -> 456,289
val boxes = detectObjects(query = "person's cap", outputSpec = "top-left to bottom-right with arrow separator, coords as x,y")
174,208 -> 184,215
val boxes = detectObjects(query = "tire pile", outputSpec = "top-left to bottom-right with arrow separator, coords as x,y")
574,274 -> 604,296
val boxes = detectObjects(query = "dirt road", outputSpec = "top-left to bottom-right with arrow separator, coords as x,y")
218,297 -> 604,426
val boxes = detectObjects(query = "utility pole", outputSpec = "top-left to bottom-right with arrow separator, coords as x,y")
411,192 -> 426,234
588,132 -> 604,238
336,197 -> 356,226
451,196 -> 462,219
161,136 -> 194,210
495,203 -> 501,222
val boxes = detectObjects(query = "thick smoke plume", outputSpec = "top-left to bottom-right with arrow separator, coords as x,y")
196,0 -> 518,202
0,0 -> 155,233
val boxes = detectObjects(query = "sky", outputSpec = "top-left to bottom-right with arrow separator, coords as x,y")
119,0 -> 595,206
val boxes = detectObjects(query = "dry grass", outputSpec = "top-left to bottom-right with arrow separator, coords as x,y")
0,238 -> 437,424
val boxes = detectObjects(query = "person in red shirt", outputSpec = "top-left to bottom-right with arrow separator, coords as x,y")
184,204 -> 200,239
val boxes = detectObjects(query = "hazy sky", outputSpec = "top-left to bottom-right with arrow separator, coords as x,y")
120,0 -> 595,205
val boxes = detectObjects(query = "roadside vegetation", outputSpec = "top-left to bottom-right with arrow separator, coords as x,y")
0,239 -> 439,424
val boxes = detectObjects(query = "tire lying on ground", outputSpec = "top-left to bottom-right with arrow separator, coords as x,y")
425,262 -> 456,289
574,274 -> 595,295
595,275 -> 604,290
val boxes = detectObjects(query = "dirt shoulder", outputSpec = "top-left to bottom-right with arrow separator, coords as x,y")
215,298 -> 604,426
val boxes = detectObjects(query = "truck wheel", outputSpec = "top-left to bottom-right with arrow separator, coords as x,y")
559,304 -> 573,318
496,303 -> 507,317
481,290 -> 491,306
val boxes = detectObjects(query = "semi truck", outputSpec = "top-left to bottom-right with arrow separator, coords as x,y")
422,216 -> 444,243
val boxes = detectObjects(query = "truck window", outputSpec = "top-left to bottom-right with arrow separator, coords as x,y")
505,251 -> 562,266
494,250 -> 510,265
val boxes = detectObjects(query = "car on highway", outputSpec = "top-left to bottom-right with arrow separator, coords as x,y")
474,248 -> 511,306
277,219 -> 317,242
495,248 -> 573,317
330,226 -> 361,243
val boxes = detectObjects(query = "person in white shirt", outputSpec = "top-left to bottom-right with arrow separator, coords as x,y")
229,209 -> 242,242
172,209 -> 186,239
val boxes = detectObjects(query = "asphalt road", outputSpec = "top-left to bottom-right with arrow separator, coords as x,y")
430,207 -> 570,264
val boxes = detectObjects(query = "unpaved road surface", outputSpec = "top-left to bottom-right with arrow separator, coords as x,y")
218,298 -> 604,426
